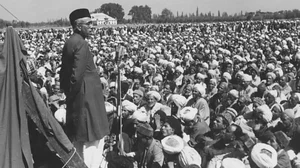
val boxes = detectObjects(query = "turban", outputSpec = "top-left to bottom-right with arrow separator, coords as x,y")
267,63 -> 275,70
171,94 -> 187,108
133,89 -> 144,97
275,68 -> 283,77
251,143 -> 277,168
196,73 -> 206,79
153,74 -> 163,83
136,123 -> 153,137
225,108 -> 238,119
267,90 -> 278,98
105,102 -> 116,113
266,72 -> 276,80
194,84 -> 206,96
221,158 -> 245,168
109,82 -> 117,88
175,66 -> 184,74
178,146 -> 202,168
223,72 -> 232,81
211,60 -> 219,68
228,89 -> 239,99
210,78 -> 217,85
147,91 -> 161,101
54,108 -> 66,124
202,62 -> 209,69
132,110 -> 149,123
180,107 -> 198,121
243,74 -> 252,82
256,104 -> 273,123
134,67 -> 143,74
208,69 -> 217,77
122,100 -> 137,112
284,109 -> 295,119
161,135 -> 185,155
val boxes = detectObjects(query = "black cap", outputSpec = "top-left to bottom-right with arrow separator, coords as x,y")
69,8 -> 91,25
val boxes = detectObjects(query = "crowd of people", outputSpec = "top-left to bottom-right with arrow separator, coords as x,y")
6,19 -> 300,168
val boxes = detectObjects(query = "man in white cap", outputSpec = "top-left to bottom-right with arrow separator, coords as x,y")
240,74 -> 257,97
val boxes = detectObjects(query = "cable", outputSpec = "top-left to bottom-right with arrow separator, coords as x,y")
0,3 -> 19,21
62,147 -> 76,168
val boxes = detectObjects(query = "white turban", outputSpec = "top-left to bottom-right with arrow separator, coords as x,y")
223,72 -> 232,81
251,143 -> 277,168
178,146 -> 202,168
132,109 -> 149,122
105,102 -> 116,113
266,72 -> 276,80
180,107 -> 198,121
275,68 -> 283,77
228,89 -> 239,99
161,135 -> 185,155
196,73 -> 207,79
134,67 -> 143,74
153,74 -> 163,83
194,84 -> 206,96
147,91 -> 161,101
122,100 -> 137,112
256,104 -> 273,123
221,158 -> 245,168
171,94 -> 187,108
267,64 -> 275,71
54,108 -> 66,124
202,62 -> 209,69
175,66 -> 184,74
267,90 -> 278,98
243,74 -> 252,82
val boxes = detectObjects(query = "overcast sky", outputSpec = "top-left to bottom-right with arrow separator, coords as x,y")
1,0 -> 300,22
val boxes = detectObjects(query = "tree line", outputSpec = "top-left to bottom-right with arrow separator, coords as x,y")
1,3 -> 300,28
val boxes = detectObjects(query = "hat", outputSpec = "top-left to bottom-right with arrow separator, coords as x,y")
225,108 -> 238,119
132,109 -> 149,123
251,143 -> 277,168
136,123 -> 153,137
266,72 -> 276,80
194,84 -> 206,96
228,89 -> 239,99
178,146 -> 202,168
284,109 -> 294,119
161,135 -> 185,155
243,74 -> 252,82
146,91 -> 161,101
122,100 -> 137,112
69,8 -> 91,25
223,72 -> 232,81
256,104 -> 273,123
221,158 -> 245,168
133,89 -> 144,97
171,94 -> 187,108
175,66 -> 184,74
180,107 -> 198,121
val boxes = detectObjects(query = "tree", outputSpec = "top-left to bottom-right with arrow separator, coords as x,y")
161,8 -> 174,19
196,7 -> 199,17
218,10 -> 221,17
94,3 -> 125,22
128,5 -> 152,23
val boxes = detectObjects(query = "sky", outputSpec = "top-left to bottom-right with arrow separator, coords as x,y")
1,0 -> 300,22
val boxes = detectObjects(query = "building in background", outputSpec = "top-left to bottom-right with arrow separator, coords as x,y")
91,13 -> 117,25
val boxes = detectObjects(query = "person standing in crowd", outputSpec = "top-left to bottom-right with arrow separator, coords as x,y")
59,8 -> 109,168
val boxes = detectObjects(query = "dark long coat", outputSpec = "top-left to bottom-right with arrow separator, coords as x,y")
60,33 -> 109,142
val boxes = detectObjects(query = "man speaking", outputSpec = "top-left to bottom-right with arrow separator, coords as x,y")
60,8 -> 109,168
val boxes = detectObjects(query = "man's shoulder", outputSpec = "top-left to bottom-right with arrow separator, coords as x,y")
65,33 -> 86,46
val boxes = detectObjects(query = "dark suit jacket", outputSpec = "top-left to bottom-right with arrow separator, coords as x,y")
60,33 -> 109,142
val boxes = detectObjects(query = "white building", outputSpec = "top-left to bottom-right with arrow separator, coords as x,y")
91,13 -> 117,25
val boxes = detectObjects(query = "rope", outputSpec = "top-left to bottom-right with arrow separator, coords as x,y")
61,147 -> 77,168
